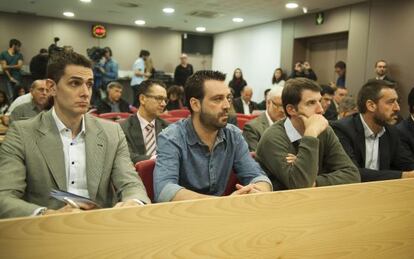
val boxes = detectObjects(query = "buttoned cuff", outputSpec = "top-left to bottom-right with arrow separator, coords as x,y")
32,207 -> 47,216
250,175 -> 273,189
132,199 -> 146,205
158,183 -> 185,202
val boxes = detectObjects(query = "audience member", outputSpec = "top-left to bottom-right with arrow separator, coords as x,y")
334,61 -> 346,87
0,90 -> 9,116
166,85 -> 184,111
174,53 -> 193,87
243,87 -> 285,152
324,87 -> 348,120
256,78 -> 360,190
0,39 -> 24,101
96,82 -> 130,114
289,61 -> 317,81
374,60 -> 394,82
29,48 -> 49,80
331,80 -> 414,182
120,80 -> 169,164
0,51 -> 150,219
145,57 -> 155,80
154,70 -> 272,202
16,86 -> 26,97
10,80 -> 50,123
272,68 -> 286,87
131,50 -> 151,106
396,87 -> 414,157
256,88 -> 270,110
228,68 -> 247,99
338,96 -> 358,119
2,85 -> 34,126
233,86 -> 258,114
320,84 -> 335,116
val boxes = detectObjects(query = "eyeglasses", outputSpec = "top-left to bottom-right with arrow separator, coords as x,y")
145,94 -> 168,103
271,100 -> 283,108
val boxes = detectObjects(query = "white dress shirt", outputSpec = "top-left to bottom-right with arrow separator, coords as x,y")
242,99 -> 251,115
360,114 -> 385,170
52,108 -> 89,198
265,110 -> 275,127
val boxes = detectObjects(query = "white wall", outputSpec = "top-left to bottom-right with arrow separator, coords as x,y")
212,21 -> 282,102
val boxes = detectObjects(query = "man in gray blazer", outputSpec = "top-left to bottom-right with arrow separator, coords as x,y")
243,87 -> 285,151
120,80 -> 169,164
0,51 -> 150,219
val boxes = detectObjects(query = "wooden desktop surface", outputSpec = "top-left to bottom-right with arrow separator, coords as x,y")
0,179 -> 413,258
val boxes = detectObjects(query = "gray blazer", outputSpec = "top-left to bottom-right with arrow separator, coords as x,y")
0,110 -> 150,219
120,115 -> 169,164
242,112 -> 270,152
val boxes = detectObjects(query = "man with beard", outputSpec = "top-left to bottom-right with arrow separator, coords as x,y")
153,70 -> 272,202
332,79 -> 414,182
256,78 -> 360,190
373,60 -> 395,82
0,39 -> 24,101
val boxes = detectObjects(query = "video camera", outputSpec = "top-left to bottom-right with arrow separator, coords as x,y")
86,47 -> 106,62
48,37 -> 63,56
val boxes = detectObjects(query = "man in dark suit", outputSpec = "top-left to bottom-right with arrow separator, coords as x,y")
332,79 -> 414,182
233,86 -> 258,114
243,87 -> 285,151
396,87 -> 414,156
324,86 -> 348,121
373,60 -> 395,82
120,80 -> 169,164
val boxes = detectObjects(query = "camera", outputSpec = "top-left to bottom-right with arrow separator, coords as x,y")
48,37 -> 63,56
86,47 -> 106,62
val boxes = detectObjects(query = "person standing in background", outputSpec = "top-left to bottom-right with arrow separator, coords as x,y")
272,68 -> 286,88
174,53 -> 193,87
0,39 -> 24,101
131,50 -> 151,107
228,68 -> 247,99
334,61 -> 346,87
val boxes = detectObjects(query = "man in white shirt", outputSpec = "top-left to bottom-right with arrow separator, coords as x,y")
233,86 -> 258,114
243,87 -> 285,151
130,49 -> 151,107
0,51 -> 150,219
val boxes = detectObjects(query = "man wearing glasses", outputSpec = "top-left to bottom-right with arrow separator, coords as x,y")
120,80 -> 169,163
153,70 -> 272,203
243,87 -> 285,152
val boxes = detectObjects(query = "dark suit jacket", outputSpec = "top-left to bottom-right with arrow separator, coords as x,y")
324,101 -> 338,121
96,98 -> 130,114
242,112 -> 270,152
233,97 -> 258,114
396,117 -> 414,157
331,113 -> 414,182
120,114 -> 169,164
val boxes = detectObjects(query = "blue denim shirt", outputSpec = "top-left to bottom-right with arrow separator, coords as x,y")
154,118 -> 271,202
102,58 -> 119,84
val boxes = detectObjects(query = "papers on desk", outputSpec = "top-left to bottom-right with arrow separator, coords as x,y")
50,189 -> 101,209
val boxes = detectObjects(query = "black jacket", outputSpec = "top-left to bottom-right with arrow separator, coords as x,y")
331,113 -> 414,182
396,117 -> 414,157
233,97 -> 258,114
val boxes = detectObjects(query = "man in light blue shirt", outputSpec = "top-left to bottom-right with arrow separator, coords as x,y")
154,70 -> 272,202
131,50 -> 150,107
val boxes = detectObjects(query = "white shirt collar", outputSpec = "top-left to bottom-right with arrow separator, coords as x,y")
137,111 -> 155,131
359,113 -> 385,138
284,117 -> 302,143
265,110 -> 274,126
242,98 -> 250,105
411,114 -> 414,122
52,107 -> 86,136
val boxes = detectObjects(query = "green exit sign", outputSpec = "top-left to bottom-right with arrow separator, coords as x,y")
316,12 -> 324,25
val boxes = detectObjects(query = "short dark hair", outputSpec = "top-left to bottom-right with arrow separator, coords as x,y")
282,78 -> 322,117
408,87 -> 414,114
107,81 -> 123,90
167,85 -> 184,98
104,47 -> 112,56
39,48 -> 48,54
136,79 -> 166,107
357,79 -> 395,114
9,39 -> 21,48
335,61 -> 346,70
185,70 -> 226,113
320,84 -> 335,96
139,49 -> 150,58
46,51 -> 92,83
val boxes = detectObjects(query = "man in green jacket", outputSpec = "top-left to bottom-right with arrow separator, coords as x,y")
256,78 -> 360,190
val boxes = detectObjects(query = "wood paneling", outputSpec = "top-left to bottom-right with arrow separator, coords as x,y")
1,179 -> 414,258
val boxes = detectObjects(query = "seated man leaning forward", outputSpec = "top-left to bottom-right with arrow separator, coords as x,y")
154,70 -> 272,202
0,51 -> 150,219
256,78 -> 360,190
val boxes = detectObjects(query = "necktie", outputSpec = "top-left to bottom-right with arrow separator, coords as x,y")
145,123 -> 156,157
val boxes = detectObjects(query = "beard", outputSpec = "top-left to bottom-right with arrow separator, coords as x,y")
199,107 -> 228,131
373,111 -> 398,126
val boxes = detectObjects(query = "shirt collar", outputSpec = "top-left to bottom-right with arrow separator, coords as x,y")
284,117 -> 302,143
359,113 -> 385,138
186,118 -> 226,146
411,114 -> 414,122
265,110 -> 274,126
242,98 -> 250,105
52,107 -> 86,135
137,111 -> 155,129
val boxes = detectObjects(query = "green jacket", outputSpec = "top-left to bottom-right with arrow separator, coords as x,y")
256,119 -> 360,190
0,110 -> 150,219
242,112 -> 270,152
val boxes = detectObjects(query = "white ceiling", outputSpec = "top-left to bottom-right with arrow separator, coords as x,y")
0,0 -> 367,33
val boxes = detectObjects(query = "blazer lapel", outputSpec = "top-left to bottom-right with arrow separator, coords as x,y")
84,116 -> 106,200
130,115 -> 146,154
36,111 -> 67,190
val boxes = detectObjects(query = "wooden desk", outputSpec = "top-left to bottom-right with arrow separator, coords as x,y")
0,179 -> 414,258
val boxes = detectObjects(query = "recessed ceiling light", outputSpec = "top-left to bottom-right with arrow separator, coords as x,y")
285,3 -> 299,9
163,7 -> 175,14
196,27 -> 206,32
63,12 -> 75,17
232,17 -> 244,23
302,7 -> 308,13
134,20 -> 146,25
80,0 -> 91,3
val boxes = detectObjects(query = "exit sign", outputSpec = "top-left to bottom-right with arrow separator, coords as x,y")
315,12 -> 324,25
